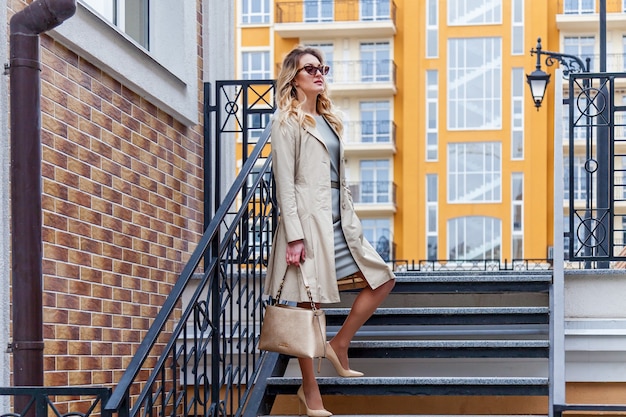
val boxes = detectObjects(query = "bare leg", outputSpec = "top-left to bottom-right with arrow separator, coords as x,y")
296,302 -> 327,411
329,278 -> 395,370
297,357 -> 325,410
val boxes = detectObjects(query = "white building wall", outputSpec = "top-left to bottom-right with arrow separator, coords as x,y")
565,270 -> 626,382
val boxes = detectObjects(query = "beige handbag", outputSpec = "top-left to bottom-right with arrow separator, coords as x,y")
258,266 -> 327,358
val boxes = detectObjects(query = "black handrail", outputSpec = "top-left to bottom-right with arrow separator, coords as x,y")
104,120 -> 275,415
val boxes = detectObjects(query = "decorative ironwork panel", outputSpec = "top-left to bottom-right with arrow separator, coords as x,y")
568,73 -> 626,263
0,387 -> 111,417
105,81 -> 277,417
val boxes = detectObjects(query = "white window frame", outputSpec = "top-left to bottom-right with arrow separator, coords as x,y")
511,0 -> 524,55
563,0 -> 595,14
361,218 -> 392,261
426,70 -> 438,161
241,50 -> 271,80
448,0 -> 502,26
360,160 -> 391,203
426,0 -> 438,58
447,216 -> 502,260
426,174 -> 438,260
511,173 -> 524,259
447,37 -> 502,130
564,36 -> 595,72
359,101 -> 392,144
360,42 -> 391,83
241,0 -> 271,24
55,1 -> 198,125
511,68 -> 524,160
304,0 -> 334,22
360,0 -> 391,21
447,142 -> 502,203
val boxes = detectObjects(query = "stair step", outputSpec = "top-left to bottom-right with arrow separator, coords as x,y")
265,376 -> 549,396
392,271 -> 552,293
345,339 -> 549,358
325,307 -> 549,326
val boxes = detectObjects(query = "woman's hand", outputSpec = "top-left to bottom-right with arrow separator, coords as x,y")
286,240 -> 306,266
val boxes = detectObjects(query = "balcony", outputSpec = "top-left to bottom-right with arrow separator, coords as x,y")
343,120 -> 396,156
275,0 -> 397,38
349,180 -> 397,215
327,59 -> 397,97
557,0 -> 626,30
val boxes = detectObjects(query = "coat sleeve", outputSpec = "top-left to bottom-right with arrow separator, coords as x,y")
271,118 -> 304,243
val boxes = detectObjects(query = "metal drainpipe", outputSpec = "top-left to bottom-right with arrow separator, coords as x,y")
9,0 -> 76,392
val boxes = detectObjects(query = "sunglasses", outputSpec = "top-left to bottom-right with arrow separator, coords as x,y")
297,64 -> 330,76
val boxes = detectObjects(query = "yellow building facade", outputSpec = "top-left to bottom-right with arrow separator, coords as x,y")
235,0 -> 624,265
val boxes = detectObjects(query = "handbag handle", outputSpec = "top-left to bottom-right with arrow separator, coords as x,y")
274,264 -> 317,310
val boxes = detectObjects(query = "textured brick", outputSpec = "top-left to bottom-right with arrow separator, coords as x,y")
28,0 -> 204,398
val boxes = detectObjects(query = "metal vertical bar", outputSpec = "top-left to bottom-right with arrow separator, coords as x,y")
599,0 -> 606,73
203,82 -> 213,231
551,69 -> 566,417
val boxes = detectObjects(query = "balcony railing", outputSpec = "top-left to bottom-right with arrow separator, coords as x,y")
276,0 -> 397,24
558,0 -> 625,13
327,59 -> 397,86
348,180 -> 396,205
343,120 -> 396,146
566,53 -> 626,73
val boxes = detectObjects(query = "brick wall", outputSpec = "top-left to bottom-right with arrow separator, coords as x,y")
8,0 -> 204,396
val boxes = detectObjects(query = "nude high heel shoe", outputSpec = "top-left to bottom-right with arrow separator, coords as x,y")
325,342 -> 364,377
297,386 -> 332,417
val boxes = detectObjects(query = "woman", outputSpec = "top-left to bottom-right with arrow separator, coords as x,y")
265,45 -> 396,417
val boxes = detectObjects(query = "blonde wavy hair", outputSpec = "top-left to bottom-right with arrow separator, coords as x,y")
275,45 -> 343,136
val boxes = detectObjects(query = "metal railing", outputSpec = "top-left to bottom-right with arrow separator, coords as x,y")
343,120 -> 396,146
327,59 -> 397,86
348,180 -> 396,205
275,0 -> 397,24
557,0 -> 625,14
567,73 -> 626,262
104,81 -> 277,417
0,387 -> 111,417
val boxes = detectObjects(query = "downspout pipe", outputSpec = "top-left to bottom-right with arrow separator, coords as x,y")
9,0 -> 76,390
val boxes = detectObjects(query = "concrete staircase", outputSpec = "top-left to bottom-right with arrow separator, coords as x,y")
248,269 -> 552,416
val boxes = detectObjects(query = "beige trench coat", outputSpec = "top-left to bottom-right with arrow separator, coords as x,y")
264,111 -> 395,304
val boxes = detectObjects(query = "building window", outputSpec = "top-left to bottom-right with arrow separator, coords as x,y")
511,173 -> 524,259
242,0 -> 270,24
564,215 -> 582,260
448,37 -> 502,130
448,142 -> 502,203
242,51 -> 270,80
360,101 -> 391,143
305,43 -> 334,82
360,42 -> 391,82
511,68 -> 524,159
81,0 -> 149,49
564,36 -> 595,71
426,70 -> 438,161
564,156 -> 590,201
563,0 -> 595,14
426,174 -> 438,260
360,0 -> 391,21
247,113 -> 272,144
511,0 -> 524,54
448,0 -> 502,25
304,0 -> 333,22
69,1 -> 198,124
426,0 -> 438,58
360,160 -> 391,203
448,217 -> 501,260
362,219 -> 392,261
563,99 -> 589,142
